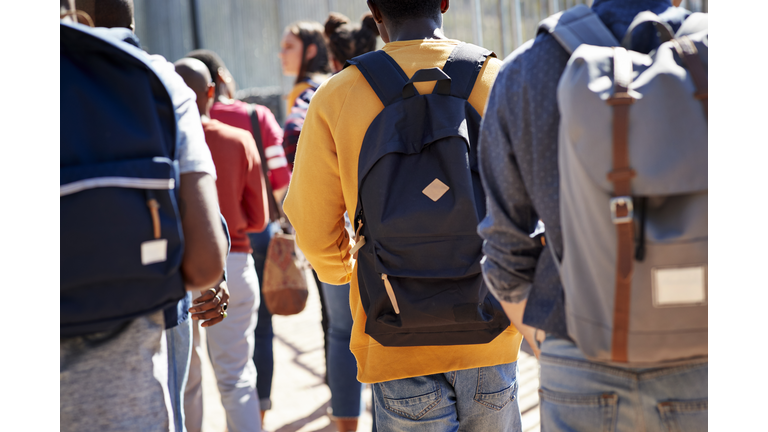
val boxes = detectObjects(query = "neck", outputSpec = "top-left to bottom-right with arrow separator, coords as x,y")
215,83 -> 230,101
387,18 -> 446,42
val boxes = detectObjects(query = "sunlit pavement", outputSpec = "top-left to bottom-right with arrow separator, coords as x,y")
198,270 -> 541,432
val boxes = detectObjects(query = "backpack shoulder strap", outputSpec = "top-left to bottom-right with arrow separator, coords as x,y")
245,103 -> 281,222
537,4 -> 619,55
344,51 -> 409,107
440,42 -> 496,100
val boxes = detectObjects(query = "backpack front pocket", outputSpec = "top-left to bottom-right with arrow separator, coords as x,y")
356,235 -> 509,347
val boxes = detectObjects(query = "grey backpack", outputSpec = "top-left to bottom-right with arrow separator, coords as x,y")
538,6 -> 708,365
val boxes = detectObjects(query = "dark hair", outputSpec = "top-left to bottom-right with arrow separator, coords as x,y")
76,0 -> 134,30
286,21 -> 332,86
371,0 -> 443,24
324,12 -> 380,65
185,49 -> 227,85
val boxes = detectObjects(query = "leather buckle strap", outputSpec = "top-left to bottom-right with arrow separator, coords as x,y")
606,93 -> 635,106
610,196 -> 634,224
607,47 -> 636,363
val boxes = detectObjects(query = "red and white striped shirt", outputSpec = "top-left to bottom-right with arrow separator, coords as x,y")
210,99 -> 291,191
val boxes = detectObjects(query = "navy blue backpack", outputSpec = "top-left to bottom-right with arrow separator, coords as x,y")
60,22 -> 185,337
345,43 -> 511,347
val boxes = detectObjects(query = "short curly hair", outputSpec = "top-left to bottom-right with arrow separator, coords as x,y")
372,0 -> 443,24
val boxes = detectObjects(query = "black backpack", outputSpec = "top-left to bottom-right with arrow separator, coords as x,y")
60,22 -> 185,337
345,43 -> 510,347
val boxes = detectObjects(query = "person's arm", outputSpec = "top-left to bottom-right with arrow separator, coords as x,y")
282,88 -> 314,171
477,48 -> 545,354
178,172 -> 228,290
282,86 -> 352,285
258,105 -> 292,192
242,133 -> 269,233
148,54 -> 229,291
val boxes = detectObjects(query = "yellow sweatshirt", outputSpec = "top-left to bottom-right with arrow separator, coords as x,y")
283,39 -> 522,384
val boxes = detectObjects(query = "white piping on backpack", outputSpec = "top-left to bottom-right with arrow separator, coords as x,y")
60,177 -> 175,197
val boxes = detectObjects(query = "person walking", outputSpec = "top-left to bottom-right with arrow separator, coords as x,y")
60,4 -> 228,430
312,11 -> 381,432
175,57 -> 270,432
283,1 -> 523,430
477,0 -> 708,431
185,48 -> 292,425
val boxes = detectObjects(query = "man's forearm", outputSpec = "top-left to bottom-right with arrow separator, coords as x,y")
499,298 -> 542,359
179,172 -> 228,291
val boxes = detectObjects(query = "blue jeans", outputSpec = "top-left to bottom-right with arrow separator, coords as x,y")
320,282 -> 365,419
166,302 -> 193,432
373,362 -> 521,431
538,336 -> 708,432
250,222 -> 281,410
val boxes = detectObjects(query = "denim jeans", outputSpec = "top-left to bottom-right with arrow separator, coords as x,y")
320,282 -> 365,419
538,336 -> 708,432
166,312 -> 192,432
249,222 -> 280,410
373,362 -> 521,431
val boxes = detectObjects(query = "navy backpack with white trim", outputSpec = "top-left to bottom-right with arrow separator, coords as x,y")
60,22 -> 185,337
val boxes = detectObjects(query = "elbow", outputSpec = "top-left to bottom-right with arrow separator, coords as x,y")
181,232 -> 228,291
182,264 -> 224,292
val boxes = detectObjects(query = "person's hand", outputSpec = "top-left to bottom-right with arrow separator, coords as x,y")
500,298 -> 544,360
189,280 -> 230,327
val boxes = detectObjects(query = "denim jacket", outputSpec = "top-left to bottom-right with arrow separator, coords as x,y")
477,0 -> 690,339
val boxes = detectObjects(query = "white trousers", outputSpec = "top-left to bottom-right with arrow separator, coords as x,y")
206,252 -> 262,432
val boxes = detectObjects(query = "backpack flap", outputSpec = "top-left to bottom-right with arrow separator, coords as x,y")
557,27 -> 708,365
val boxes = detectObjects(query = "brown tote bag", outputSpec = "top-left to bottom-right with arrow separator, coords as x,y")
247,104 -> 309,315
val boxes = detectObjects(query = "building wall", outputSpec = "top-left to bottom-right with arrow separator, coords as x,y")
133,0 -> 707,120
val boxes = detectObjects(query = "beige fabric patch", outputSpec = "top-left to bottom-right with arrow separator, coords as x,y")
652,265 -> 707,307
423,179 -> 449,202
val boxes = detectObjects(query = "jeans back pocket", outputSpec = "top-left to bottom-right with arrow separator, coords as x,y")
474,362 -> 518,411
376,375 -> 442,420
658,399 -> 708,432
539,388 -> 618,432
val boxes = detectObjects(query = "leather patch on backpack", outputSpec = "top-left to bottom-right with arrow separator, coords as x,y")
423,178 -> 449,202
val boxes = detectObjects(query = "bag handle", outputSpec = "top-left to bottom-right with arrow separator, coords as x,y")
621,11 -> 675,50
672,36 -> 708,121
402,68 -> 451,99
245,103 -> 283,224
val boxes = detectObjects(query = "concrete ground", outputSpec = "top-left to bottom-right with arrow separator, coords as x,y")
197,272 -> 541,432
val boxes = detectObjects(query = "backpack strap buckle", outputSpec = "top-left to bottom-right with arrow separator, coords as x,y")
610,196 -> 634,224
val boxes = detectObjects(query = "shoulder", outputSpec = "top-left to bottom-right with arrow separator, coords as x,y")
205,120 -> 254,147
495,33 -> 569,90
314,67 -> 360,102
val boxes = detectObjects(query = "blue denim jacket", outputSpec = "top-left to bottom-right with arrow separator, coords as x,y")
478,0 -> 690,339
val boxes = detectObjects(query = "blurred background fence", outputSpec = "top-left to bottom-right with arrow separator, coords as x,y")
133,0 -> 707,121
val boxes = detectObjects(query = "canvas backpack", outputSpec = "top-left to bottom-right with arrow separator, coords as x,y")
344,44 -> 511,347
60,22 -> 186,337
537,6 -> 708,365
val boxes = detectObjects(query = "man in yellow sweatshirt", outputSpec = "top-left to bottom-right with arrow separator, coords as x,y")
283,1 -> 523,430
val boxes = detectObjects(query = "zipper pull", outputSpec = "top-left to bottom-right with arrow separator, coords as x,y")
381,274 -> 400,314
146,191 -> 161,239
349,220 -> 365,259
